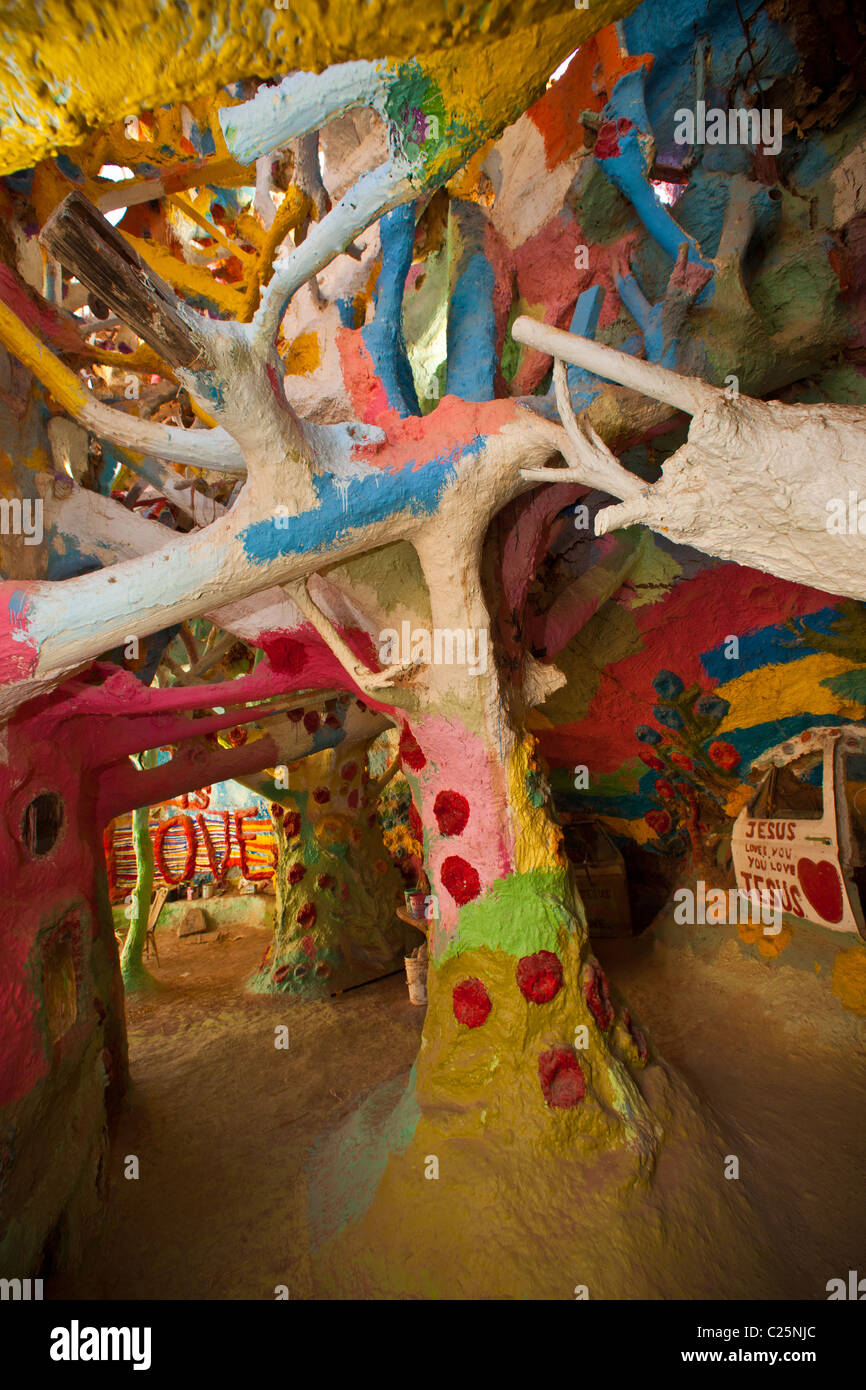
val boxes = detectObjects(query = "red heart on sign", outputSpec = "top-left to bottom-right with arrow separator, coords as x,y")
796,857 -> 844,924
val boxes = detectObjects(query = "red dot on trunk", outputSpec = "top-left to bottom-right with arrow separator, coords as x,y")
538,1047 -> 586,1108
434,789 -> 470,837
347,789 -> 359,810
584,962 -> 614,1032
313,786 -> 330,804
287,708 -> 304,723
408,802 -> 423,841
303,711 -> 320,734
297,902 -> 316,928
399,726 -> 427,771
283,811 -> 301,839
340,761 -> 358,782
288,863 -> 306,885
453,978 -> 491,1028
440,855 -> 481,906
516,950 -> 563,1004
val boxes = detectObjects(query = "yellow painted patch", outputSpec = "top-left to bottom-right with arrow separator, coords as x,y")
283,331 -> 321,378
713,654 -> 864,733
831,943 -> 866,1015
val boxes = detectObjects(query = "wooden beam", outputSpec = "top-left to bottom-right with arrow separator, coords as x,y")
39,191 -> 203,370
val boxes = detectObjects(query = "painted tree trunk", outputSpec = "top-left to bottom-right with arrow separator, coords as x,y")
251,740 -> 411,996
119,752 -> 157,993
399,710 -> 655,1153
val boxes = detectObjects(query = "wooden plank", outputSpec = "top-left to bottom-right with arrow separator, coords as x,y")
39,191 -> 203,369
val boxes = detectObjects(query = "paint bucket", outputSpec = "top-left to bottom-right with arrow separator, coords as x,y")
405,944 -> 428,1006
404,890 -> 426,920
185,886 -> 197,900
201,884 -> 214,900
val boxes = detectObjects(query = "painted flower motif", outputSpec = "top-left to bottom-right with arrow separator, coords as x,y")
538,1047 -> 586,1108
227,726 -> 248,747
708,740 -> 741,771
303,710 -> 320,734
654,779 -> 675,800
316,874 -> 335,891
453,978 -> 491,1028
635,725 -> 662,745
644,809 -> 671,835
516,950 -> 563,1004
639,751 -> 665,772
297,902 -> 316,929
695,694 -> 730,721
652,670 -> 685,700
339,761 -> 358,782
288,863 -> 306,885
440,855 -> 481,906
654,705 -> 685,731
670,752 -> 694,770
433,789 -> 470,837
313,786 -> 331,804
283,811 -> 301,839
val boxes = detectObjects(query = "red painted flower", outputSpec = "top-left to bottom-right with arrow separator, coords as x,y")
340,883 -> 350,901
347,789 -> 359,810
303,710 -> 320,734
368,813 -> 378,828
538,1047 -> 586,1108
287,708 -> 304,724
340,761 -> 358,782
594,115 -> 633,159
452,978 -> 491,1028
313,786 -> 331,804
399,726 -> 427,771
440,856 -> 481,906
272,964 -> 291,984
516,950 -> 563,1004
300,934 -> 317,959
584,963 -> 614,1031
288,863 -> 306,885
297,902 -> 316,929
644,809 -> 671,835
670,752 -> 694,771
433,789 -> 470,837
227,726 -> 248,747
325,714 -> 341,728
708,740 -> 741,771
639,751 -> 665,772
316,874 -> 335,891
283,811 -> 301,839
654,778 -> 675,800
408,802 -> 423,841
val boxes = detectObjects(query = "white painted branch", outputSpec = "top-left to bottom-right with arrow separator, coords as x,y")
79,391 -> 246,471
282,576 -> 417,693
252,161 -> 414,347
219,62 -> 392,166
519,360 -> 645,500
511,317 -> 723,416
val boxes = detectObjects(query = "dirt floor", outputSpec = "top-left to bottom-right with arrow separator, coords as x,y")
48,917 -> 866,1300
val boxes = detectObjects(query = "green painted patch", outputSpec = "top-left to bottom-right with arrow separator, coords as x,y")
442,868 -> 579,962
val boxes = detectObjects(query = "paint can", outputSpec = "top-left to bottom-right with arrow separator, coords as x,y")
405,943 -> 428,1006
